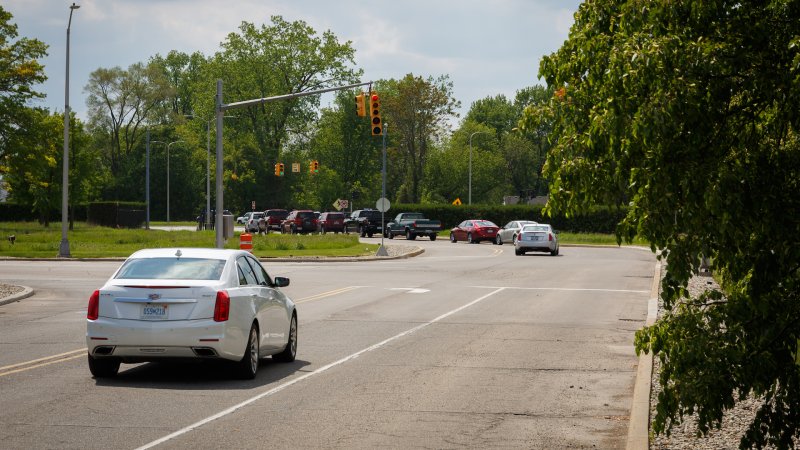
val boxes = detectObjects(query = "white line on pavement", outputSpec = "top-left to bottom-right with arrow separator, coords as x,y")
136,287 -> 507,450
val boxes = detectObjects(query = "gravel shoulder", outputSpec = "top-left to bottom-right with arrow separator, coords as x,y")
649,269 -> 770,449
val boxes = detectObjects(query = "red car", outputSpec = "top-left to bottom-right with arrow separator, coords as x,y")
317,211 -> 345,234
280,210 -> 319,234
264,209 -> 289,231
449,219 -> 500,244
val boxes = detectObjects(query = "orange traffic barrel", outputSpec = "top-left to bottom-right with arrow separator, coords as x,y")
240,233 -> 253,252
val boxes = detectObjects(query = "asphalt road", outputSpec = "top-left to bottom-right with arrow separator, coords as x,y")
0,238 -> 656,449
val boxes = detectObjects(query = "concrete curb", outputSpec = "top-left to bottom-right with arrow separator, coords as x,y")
626,260 -> 660,449
0,286 -> 34,306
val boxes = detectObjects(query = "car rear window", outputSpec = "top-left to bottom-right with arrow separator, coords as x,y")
297,211 -> 316,219
325,213 -> 344,219
115,258 -> 226,280
267,210 -> 288,218
475,220 -> 497,227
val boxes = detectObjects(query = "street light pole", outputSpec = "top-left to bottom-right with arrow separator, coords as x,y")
59,2 -> 80,258
468,131 -> 488,205
166,140 -> 184,223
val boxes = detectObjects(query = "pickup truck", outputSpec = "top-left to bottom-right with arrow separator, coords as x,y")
385,212 -> 442,241
344,209 -> 388,237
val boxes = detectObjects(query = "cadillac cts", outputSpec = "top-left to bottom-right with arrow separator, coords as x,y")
86,248 -> 297,379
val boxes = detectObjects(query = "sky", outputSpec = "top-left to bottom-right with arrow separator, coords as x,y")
5,0 -> 582,123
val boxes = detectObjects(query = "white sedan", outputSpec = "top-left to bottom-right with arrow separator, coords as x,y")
514,224 -> 560,256
86,248 -> 297,379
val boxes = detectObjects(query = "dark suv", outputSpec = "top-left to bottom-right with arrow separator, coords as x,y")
317,212 -> 345,234
280,210 -> 318,234
344,209 -> 387,237
264,209 -> 289,231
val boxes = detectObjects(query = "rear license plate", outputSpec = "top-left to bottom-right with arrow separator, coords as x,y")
525,235 -> 541,241
141,304 -> 168,320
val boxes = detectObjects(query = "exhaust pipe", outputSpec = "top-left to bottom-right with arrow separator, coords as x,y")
93,346 -> 115,356
192,347 -> 218,357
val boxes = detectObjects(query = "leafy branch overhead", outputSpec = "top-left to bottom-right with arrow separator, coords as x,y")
530,0 -> 800,447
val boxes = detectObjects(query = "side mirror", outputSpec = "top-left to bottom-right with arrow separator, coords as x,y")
273,276 -> 290,288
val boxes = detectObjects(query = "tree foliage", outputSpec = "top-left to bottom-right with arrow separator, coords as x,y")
0,5 -> 47,162
380,74 -> 460,203
527,0 -> 800,447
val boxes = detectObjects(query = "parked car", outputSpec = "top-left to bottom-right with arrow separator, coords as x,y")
317,211 -> 345,234
264,209 -> 289,231
449,219 -> 500,244
495,220 -> 538,245
514,223 -> 559,256
245,212 -> 266,233
237,212 -> 253,224
85,248 -> 298,379
344,209 -> 388,237
281,210 -> 319,234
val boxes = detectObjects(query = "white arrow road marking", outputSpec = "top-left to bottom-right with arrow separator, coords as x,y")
388,288 -> 430,294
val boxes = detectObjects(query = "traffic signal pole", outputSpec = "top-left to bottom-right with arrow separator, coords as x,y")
213,80 -> 373,248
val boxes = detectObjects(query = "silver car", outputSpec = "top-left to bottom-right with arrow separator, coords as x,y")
514,224 -> 559,256
495,220 -> 537,245
86,248 -> 298,379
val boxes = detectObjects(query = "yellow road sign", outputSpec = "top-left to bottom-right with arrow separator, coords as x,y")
452,198 -> 462,206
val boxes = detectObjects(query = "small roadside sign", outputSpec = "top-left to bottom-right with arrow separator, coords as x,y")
251,200 -> 256,210
376,197 -> 390,212
333,199 -> 349,211
292,163 -> 300,173
452,198 -> 462,206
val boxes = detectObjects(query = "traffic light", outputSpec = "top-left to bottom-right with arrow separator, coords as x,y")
310,160 -> 319,174
369,91 -> 382,136
279,163 -> 285,176
355,93 -> 366,117
274,163 -> 284,176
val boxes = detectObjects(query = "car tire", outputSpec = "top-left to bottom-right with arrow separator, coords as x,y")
406,230 -> 416,240
495,235 -> 503,245
450,232 -> 456,243
467,233 -> 475,244
87,354 -> 120,378
515,248 -> 524,256
291,225 -> 297,235
429,234 -> 437,241
385,230 -> 393,239
273,314 -> 298,363
367,232 -> 374,238
551,247 -> 559,256
235,324 -> 259,380
359,226 -> 367,238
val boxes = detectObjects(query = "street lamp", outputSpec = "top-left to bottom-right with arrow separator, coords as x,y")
59,2 -> 80,258
468,131 -> 488,205
150,140 -> 184,223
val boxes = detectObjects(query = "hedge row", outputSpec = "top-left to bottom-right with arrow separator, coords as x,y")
0,202 -> 145,228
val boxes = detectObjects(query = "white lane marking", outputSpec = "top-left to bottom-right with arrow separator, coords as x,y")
136,287 -> 506,450
470,286 -> 649,294
388,288 -> 430,294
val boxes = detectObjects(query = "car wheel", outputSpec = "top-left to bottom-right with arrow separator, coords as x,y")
273,314 -> 298,363
367,232 -> 374,238
551,247 -> 559,256
385,230 -> 393,239
406,230 -> 416,240
515,248 -> 524,256
359,226 -> 367,237
291,225 -> 298,235
467,233 -> 475,244
430,234 -> 437,241
450,232 -> 457,243
235,324 -> 259,380
87,354 -> 120,378
495,235 -> 503,245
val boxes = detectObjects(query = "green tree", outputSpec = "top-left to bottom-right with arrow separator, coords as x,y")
380,74 -> 460,203
184,16 -> 360,214
0,5 -> 47,162
527,1 -> 800,447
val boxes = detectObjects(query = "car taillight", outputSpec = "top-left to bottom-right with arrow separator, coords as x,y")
88,290 -> 99,320
214,290 -> 230,322
549,233 -> 553,241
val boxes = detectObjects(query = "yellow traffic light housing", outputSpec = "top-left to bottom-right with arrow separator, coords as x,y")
279,163 -> 285,176
356,93 -> 366,117
310,160 -> 319,174
275,163 -> 284,176
369,91 -> 382,136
